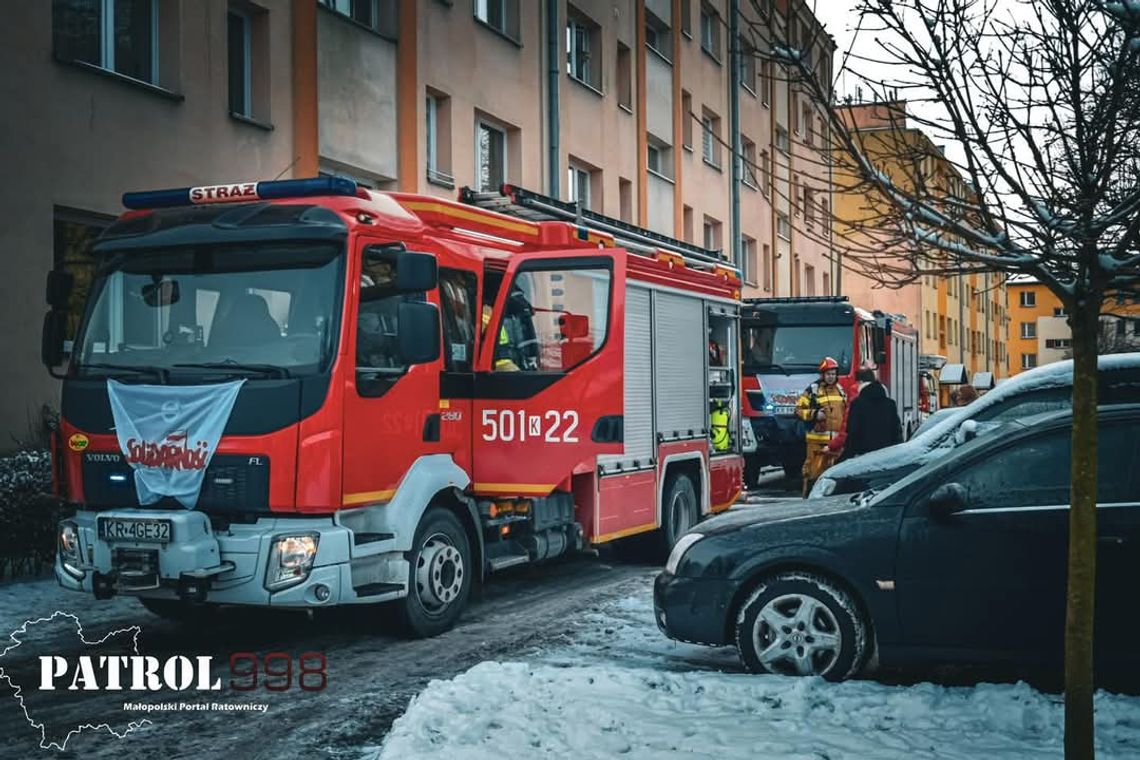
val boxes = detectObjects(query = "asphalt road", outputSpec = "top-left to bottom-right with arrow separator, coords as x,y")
0,555 -> 658,760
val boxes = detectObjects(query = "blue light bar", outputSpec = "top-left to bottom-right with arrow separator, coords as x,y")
122,176 -> 359,210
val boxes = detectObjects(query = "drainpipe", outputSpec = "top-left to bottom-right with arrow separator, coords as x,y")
546,0 -> 560,198
729,0 -> 742,270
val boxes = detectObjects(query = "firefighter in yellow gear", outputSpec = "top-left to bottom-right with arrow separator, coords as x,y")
710,401 -> 730,452
483,305 -> 520,372
796,357 -> 847,496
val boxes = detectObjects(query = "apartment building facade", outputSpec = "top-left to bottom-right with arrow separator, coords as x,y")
834,100 -> 1007,380
1007,277 -> 1140,376
0,0 -> 836,444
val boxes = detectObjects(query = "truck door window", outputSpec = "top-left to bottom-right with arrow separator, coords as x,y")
357,254 -> 417,376
439,268 -> 477,372
493,266 -> 610,372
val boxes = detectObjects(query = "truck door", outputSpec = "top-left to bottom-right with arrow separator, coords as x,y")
473,250 -> 625,496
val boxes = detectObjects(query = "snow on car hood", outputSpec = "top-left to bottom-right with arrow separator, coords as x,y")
696,495 -> 862,536
821,352 -> 1140,482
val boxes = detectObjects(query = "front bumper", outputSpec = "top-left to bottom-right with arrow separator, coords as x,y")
56,509 -> 410,607
653,571 -> 736,646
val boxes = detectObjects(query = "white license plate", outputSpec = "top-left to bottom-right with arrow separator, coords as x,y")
98,518 -> 172,544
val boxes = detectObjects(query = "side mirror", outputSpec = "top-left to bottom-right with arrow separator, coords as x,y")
927,482 -> 968,519
954,419 -> 979,445
46,270 -> 74,309
41,310 -> 69,371
398,301 -> 440,365
395,251 -> 438,292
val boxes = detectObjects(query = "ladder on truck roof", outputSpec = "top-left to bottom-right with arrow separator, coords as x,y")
459,184 -> 735,274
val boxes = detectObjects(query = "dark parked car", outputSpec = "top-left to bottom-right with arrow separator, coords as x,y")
810,353 -> 1140,498
655,404 -> 1140,680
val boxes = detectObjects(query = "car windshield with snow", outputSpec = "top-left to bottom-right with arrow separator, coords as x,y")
654,403 -> 1140,680
810,353 -> 1140,498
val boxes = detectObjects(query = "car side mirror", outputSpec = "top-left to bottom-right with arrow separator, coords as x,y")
927,482 -> 968,519
954,420 -> 979,445
41,310 -> 69,375
398,301 -> 440,365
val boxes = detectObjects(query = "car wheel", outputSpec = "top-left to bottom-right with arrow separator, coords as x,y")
138,598 -> 220,624
658,472 -> 699,556
396,506 -> 472,638
735,572 -> 868,681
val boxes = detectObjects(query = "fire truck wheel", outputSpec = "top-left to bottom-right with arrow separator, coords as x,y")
397,506 -> 472,638
659,472 -> 699,555
137,598 -> 219,624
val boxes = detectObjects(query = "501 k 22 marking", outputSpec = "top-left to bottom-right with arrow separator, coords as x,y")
481,410 -> 579,443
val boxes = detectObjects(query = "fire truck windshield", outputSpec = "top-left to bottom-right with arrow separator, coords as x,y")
743,324 -> 853,374
73,242 -> 344,379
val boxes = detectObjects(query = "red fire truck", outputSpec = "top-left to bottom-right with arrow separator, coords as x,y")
739,296 -> 919,487
41,178 -> 744,636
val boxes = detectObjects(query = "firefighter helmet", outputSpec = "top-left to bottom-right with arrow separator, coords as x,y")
819,357 -> 840,372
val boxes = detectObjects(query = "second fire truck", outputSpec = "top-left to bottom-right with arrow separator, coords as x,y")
42,179 -> 744,637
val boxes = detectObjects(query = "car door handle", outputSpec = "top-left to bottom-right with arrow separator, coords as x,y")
1098,535 -> 1127,546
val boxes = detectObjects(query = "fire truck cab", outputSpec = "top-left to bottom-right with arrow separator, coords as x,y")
41,178 -> 743,637
739,296 -> 918,488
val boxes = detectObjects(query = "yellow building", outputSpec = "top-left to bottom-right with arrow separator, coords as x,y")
832,100 -> 1007,386
1007,277 -> 1140,375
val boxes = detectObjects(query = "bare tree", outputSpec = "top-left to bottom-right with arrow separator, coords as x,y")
741,0 -> 1140,756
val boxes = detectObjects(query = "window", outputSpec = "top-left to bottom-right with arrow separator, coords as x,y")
493,266 -> 611,373
804,187 -> 815,230
700,2 -> 721,60
949,429 -> 1071,510
617,42 -> 632,110
683,206 -> 695,242
1022,353 -> 1038,369
742,236 -> 757,285
760,59 -> 771,106
759,149 -> 770,196
1053,306 -> 1067,317
762,244 -> 772,291
777,213 -> 791,240
1020,291 -> 1036,307
476,120 -> 507,192
1045,338 -> 1072,350
647,140 -> 673,179
357,249 -> 419,388
792,176 -> 801,217
1020,322 -> 1036,339
681,91 -> 693,149
645,11 -> 671,61
740,37 -> 756,92
53,0 -> 159,84
803,102 -> 815,146
567,7 -> 601,90
227,10 -> 252,117
567,163 -> 593,209
821,200 -> 830,235
322,0 -> 398,36
742,137 -> 758,188
680,0 -> 692,36
702,110 -> 722,168
939,315 -> 947,346
822,272 -> 830,296
703,217 -> 722,251
474,0 -> 520,40
776,125 -> 790,153
804,264 -> 816,296
439,269 -> 477,372
426,91 -> 454,186
53,207 -> 113,346
619,178 -> 632,222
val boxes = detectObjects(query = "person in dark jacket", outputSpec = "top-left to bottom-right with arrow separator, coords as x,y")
838,368 -> 902,461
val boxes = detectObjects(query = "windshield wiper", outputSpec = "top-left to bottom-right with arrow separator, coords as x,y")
173,362 -> 291,379
77,363 -> 169,384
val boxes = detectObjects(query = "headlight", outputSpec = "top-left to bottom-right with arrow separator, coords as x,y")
665,532 -> 704,575
265,534 -> 320,591
810,477 -> 836,498
58,521 -> 84,579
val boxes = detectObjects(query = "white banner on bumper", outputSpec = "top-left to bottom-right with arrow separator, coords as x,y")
106,379 -> 246,509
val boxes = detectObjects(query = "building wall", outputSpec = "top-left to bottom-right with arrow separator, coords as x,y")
0,0 -> 296,447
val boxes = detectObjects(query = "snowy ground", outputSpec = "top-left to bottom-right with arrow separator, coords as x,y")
370,579 -> 1140,760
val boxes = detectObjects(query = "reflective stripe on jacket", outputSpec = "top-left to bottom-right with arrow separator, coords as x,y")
796,381 -> 847,442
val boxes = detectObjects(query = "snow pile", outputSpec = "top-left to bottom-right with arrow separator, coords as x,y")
375,662 -> 1140,760
372,587 -> 1140,759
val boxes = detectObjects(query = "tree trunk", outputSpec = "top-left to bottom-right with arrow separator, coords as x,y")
1065,304 -> 1100,760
